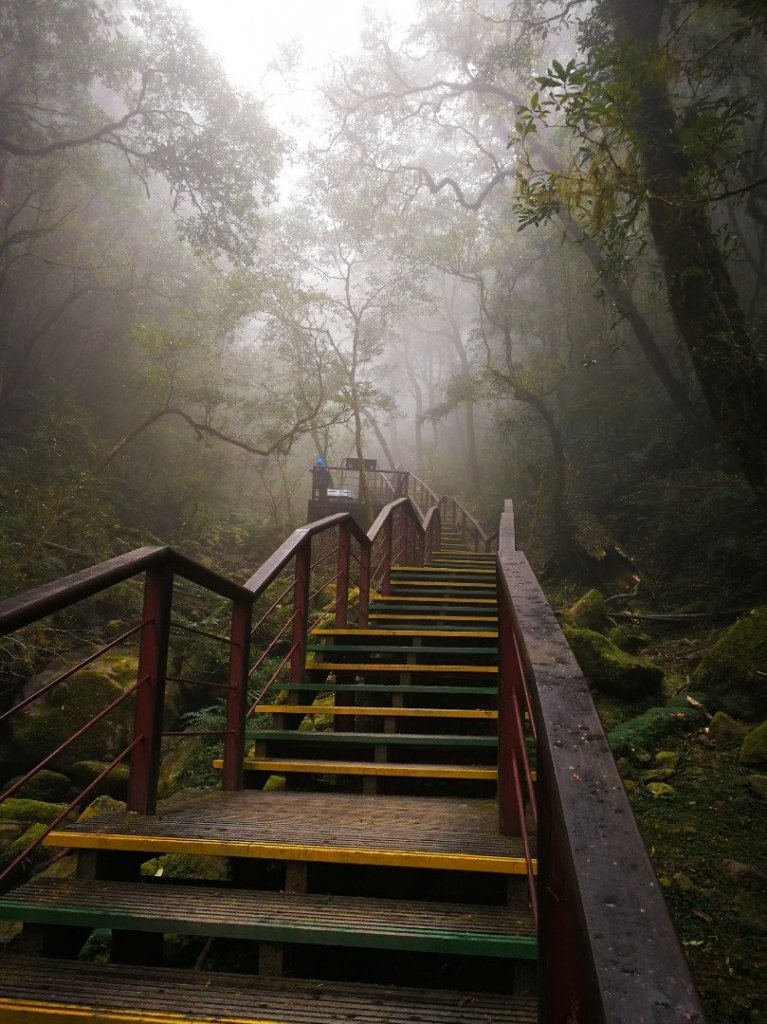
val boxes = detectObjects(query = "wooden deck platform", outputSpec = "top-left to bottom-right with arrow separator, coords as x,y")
0,960 -> 538,1024
45,790 -> 529,873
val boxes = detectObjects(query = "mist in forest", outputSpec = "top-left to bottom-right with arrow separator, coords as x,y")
0,0 -> 765,610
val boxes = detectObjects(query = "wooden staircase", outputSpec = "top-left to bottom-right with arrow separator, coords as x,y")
0,540 -> 538,1023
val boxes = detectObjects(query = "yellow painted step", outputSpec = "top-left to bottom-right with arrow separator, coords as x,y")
374,593 -> 497,598
235,757 -> 498,781
252,705 -> 498,720
310,628 -> 498,638
311,662 -> 498,674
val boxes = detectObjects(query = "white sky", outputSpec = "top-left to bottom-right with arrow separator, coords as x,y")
174,0 -> 412,95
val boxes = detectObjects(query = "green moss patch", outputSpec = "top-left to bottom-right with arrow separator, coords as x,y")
0,798 -> 68,827
12,652 -> 140,769
607,694 -> 708,758
694,608 -> 767,720
565,626 -> 664,699
739,720 -> 767,767
564,589 -> 608,631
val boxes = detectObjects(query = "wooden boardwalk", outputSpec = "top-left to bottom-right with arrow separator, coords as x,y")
0,537 -> 538,1023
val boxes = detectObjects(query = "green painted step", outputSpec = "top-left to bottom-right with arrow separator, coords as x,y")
0,879 -> 535,959
249,731 -> 498,748
369,606 -> 497,616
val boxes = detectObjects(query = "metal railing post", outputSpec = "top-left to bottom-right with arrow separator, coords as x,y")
127,565 -> 174,815
358,540 -> 370,626
291,538 -> 311,685
336,521 -> 351,627
223,597 -> 252,791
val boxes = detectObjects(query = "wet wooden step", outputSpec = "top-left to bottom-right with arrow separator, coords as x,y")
375,595 -> 497,604
368,614 -> 498,625
309,662 -> 497,675
0,959 -> 538,1024
391,569 -> 493,577
249,730 -> 498,748
252,705 -> 498,720
310,628 -> 498,639
236,758 -> 499,782
306,644 -> 498,656
0,879 -> 536,958
280,683 -> 498,696
45,791 -> 527,873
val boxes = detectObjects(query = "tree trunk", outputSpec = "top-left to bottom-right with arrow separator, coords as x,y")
609,0 -> 767,510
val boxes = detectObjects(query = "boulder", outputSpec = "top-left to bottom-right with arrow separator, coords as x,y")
564,626 -> 664,699
564,589 -> 609,631
707,711 -> 748,746
646,782 -> 675,798
608,693 -> 707,757
740,719 -> 767,767
69,761 -> 129,801
694,608 -> 767,720
608,624 -> 651,654
0,798 -> 68,827
2,769 -> 73,802
77,795 -> 126,823
12,652 -> 140,770
747,775 -> 767,798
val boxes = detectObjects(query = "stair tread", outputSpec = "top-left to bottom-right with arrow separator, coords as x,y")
307,644 -> 498,655
237,758 -> 498,780
0,959 -> 537,1024
310,628 -> 498,638
253,705 -> 497,719
46,791 -> 530,873
1,879 -> 535,951
311,662 -> 497,673
280,683 -> 498,695
250,730 -> 498,746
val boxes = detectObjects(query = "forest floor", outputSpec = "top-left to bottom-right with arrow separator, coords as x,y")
592,624 -> 766,1024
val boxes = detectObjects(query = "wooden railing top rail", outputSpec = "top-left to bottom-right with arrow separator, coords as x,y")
243,513 -> 369,598
367,496 -> 418,544
0,546 -> 254,635
497,503 -> 704,1022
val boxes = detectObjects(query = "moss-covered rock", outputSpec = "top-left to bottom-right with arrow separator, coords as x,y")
608,624 -> 651,654
564,626 -> 664,699
747,775 -> 767,798
694,608 -> 767,720
12,652 -> 141,770
3,769 -> 73,802
0,798 -> 68,827
608,694 -> 708,757
564,589 -> 609,631
140,853 -> 228,881
69,761 -> 129,800
739,720 -> 767,767
76,795 -> 126,823
0,823 -> 48,869
708,711 -> 748,746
